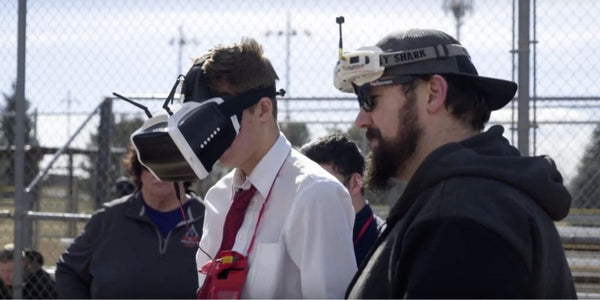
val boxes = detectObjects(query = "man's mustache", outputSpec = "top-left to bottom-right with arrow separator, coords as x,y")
366,128 -> 381,141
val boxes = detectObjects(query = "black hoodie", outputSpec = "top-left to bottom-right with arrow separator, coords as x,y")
346,125 -> 576,299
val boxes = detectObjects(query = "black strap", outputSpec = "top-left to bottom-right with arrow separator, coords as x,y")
379,44 -> 469,67
218,85 -> 277,117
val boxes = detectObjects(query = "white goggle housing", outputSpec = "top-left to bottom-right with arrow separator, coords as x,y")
333,44 -> 471,93
334,46 -> 384,93
130,97 -> 241,182
167,98 -> 240,180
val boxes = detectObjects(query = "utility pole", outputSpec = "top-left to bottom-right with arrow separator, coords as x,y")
517,0 -> 530,155
265,11 -> 310,121
169,25 -> 199,76
60,91 -> 79,236
13,0 -> 27,298
61,90 -> 79,137
443,0 -> 473,41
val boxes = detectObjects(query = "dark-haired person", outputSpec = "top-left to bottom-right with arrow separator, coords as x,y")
190,38 -> 356,298
55,146 -> 205,298
22,249 -> 58,299
337,29 -> 576,298
114,176 -> 135,198
0,248 -> 13,298
0,245 -> 58,299
300,133 -> 383,266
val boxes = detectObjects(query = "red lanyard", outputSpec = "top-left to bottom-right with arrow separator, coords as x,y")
245,181 -> 274,255
241,152 -> 287,256
354,214 -> 374,246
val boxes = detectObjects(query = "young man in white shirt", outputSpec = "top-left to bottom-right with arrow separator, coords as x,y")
188,38 -> 357,298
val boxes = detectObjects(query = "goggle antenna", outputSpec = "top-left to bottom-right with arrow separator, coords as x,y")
162,74 -> 185,116
336,16 -> 345,60
112,92 -> 153,119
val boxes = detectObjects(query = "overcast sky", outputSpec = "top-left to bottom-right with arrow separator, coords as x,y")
1,0 -> 598,183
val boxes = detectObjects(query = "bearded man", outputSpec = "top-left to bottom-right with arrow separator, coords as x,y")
338,29 -> 576,298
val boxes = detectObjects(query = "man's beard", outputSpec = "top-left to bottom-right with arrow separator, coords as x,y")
364,95 -> 421,190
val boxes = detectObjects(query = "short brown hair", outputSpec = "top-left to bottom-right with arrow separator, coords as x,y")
441,74 -> 491,131
123,145 -> 144,188
199,38 -> 280,117
403,75 -> 491,131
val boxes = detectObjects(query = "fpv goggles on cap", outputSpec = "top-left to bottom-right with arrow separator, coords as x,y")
333,17 -> 471,112
115,60 -> 281,182
332,18 -> 518,111
333,43 -> 469,112
333,44 -> 470,93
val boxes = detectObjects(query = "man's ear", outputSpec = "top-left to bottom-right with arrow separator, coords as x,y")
256,97 -> 273,120
347,173 -> 363,196
426,74 -> 448,113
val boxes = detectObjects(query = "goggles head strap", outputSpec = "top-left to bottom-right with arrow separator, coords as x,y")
218,85 -> 277,117
379,44 -> 470,68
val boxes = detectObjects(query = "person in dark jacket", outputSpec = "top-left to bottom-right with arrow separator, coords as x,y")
335,28 -> 576,298
300,133 -> 384,266
23,249 -> 58,299
0,246 -> 58,299
0,249 -> 13,299
55,146 -> 205,298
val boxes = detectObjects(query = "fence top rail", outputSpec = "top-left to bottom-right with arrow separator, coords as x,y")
26,211 -> 92,222
0,145 -> 127,156
0,210 -> 92,221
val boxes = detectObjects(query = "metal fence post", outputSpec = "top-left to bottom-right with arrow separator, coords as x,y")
517,0 -> 531,156
94,98 -> 113,209
11,0 -> 27,298
67,151 -> 78,236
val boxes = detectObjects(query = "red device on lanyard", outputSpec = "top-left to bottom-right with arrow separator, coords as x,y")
197,161 -> 284,299
197,250 -> 249,299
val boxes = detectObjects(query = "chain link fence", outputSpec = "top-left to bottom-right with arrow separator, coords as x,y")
1,0 -> 599,297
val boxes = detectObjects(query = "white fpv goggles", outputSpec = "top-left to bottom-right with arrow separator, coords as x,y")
118,59 -> 280,182
127,85 -> 277,182
333,43 -> 471,93
331,21 -> 517,111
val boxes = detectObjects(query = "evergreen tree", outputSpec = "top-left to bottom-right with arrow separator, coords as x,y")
2,84 -> 33,145
346,126 -> 370,155
82,115 -> 144,199
1,83 -> 41,187
570,124 -> 600,209
0,83 -> 42,249
280,122 -> 310,148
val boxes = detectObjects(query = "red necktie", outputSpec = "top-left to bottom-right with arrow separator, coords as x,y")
219,185 -> 257,251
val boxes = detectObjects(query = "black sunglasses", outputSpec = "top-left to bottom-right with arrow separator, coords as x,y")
353,75 -> 420,112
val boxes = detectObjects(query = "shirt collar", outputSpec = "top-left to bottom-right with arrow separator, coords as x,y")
232,133 -> 291,198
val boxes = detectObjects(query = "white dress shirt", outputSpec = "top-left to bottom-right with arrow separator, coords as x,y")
196,133 -> 357,298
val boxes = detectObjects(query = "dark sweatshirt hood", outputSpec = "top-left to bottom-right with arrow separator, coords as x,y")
389,125 -> 572,223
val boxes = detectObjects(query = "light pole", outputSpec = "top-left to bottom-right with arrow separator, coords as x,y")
169,25 -> 199,76
443,0 -> 473,41
265,11 -> 310,121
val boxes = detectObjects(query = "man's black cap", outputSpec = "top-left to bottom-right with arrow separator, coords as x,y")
376,29 -> 517,110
